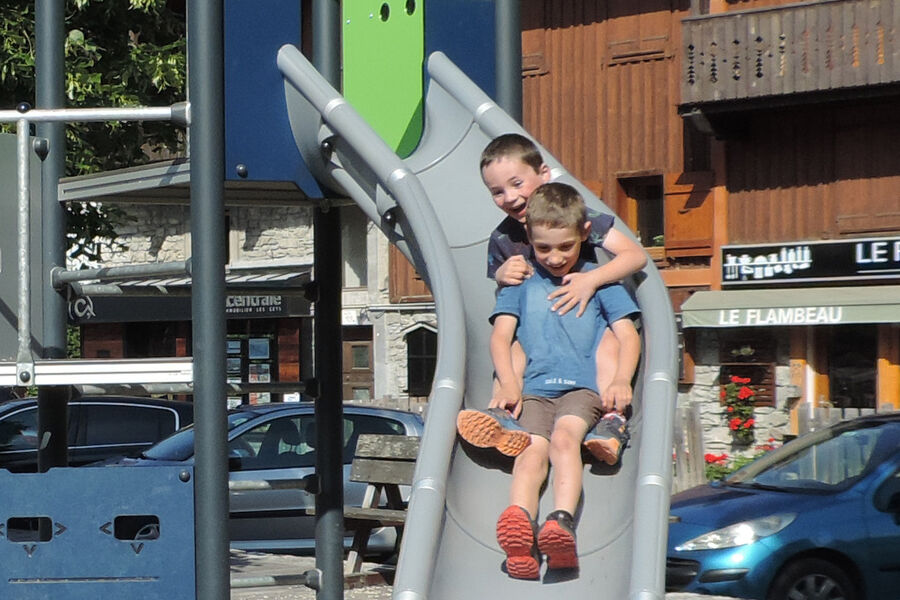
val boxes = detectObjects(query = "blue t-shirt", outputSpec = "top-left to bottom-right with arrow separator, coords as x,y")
487,208 -> 615,279
490,261 -> 639,398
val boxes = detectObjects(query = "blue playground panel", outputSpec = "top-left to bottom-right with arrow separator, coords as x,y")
223,0 -> 496,192
0,466 -> 195,600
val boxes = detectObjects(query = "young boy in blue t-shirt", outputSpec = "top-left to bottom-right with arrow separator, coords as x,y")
468,182 -> 641,579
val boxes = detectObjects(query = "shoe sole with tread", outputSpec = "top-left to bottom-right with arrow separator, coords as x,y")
457,410 -> 531,457
496,506 -> 539,579
537,520 -> 578,570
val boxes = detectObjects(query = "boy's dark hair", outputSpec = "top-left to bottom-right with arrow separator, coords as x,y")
480,133 -> 544,173
525,182 -> 587,232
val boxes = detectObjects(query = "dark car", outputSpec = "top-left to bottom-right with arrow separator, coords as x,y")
0,395 -> 194,472
666,412 -> 900,600
103,402 -> 425,553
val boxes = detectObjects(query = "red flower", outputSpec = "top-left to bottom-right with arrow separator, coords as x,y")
726,406 -> 734,413
720,389 -> 726,399
704,453 -> 728,464
737,386 -> 755,400
743,419 -> 755,429
729,417 -> 742,430
729,375 -> 742,384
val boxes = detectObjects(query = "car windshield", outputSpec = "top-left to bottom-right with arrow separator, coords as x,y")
142,411 -> 256,461
725,419 -> 900,492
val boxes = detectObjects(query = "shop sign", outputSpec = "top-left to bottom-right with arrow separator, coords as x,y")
716,306 -> 844,327
722,237 -> 900,285
225,295 -> 284,316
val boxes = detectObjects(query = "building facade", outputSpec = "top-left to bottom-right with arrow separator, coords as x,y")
518,0 -> 900,451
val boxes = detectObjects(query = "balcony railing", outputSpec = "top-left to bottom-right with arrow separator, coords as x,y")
681,0 -> 900,106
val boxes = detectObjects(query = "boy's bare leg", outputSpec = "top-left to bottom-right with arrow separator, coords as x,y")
497,436 -> 549,579
547,415 -> 592,514
594,328 -> 619,406
508,436 -> 550,517
537,415 -> 591,570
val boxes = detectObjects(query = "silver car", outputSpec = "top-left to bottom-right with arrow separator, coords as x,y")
105,402 -> 424,553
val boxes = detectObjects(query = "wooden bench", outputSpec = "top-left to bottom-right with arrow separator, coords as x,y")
341,433 -> 420,575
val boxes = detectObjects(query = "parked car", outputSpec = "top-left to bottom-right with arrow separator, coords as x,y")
101,402 -> 425,553
666,412 -> 900,600
0,395 -> 194,472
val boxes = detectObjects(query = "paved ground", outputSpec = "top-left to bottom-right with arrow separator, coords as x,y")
229,550 -> 743,600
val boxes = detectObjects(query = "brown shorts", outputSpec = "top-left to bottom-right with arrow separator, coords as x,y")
518,388 -> 604,440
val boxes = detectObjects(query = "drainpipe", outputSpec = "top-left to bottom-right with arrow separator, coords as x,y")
494,0 -> 522,123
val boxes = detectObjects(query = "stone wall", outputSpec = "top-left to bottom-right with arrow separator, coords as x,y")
680,329 -> 793,459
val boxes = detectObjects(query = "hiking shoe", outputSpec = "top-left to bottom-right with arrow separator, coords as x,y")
456,408 -> 531,456
537,510 -> 578,570
496,505 -> 540,579
583,413 -> 629,465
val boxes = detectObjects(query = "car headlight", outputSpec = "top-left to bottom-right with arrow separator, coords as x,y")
675,513 -> 796,551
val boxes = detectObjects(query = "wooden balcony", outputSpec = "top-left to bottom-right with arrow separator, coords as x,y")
681,0 -> 900,107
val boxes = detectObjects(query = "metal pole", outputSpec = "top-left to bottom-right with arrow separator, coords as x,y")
0,105 -> 183,123
311,2 -> 344,599
494,0 -> 522,123
188,1 -> 229,599
35,0 -> 70,472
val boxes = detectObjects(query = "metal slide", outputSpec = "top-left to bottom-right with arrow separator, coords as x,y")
278,47 -> 678,600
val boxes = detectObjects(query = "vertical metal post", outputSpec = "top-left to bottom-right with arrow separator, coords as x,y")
188,2 -> 229,599
312,2 -> 344,599
495,0 -> 522,123
15,118 -> 33,384
35,0 -> 70,472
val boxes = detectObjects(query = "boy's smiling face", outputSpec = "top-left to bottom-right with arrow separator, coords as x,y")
481,157 -> 551,223
527,222 -> 590,278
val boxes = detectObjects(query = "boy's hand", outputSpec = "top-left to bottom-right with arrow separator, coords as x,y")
489,384 -> 523,418
548,271 -> 596,317
601,379 -> 633,413
495,255 -> 533,286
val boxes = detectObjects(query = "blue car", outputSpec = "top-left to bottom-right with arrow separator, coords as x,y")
667,412 -> 900,600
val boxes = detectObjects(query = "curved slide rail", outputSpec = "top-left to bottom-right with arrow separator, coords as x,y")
278,47 -> 677,600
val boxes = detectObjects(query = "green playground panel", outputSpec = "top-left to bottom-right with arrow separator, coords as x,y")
342,0 -> 424,157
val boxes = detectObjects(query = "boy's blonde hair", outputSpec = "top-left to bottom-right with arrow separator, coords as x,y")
525,182 -> 587,232
480,133 -> 544,173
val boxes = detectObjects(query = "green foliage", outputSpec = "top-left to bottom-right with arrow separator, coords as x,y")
0,0 -> 186,261
66,324 -> 81,358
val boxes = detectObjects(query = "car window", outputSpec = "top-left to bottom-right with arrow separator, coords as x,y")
342,414 -> 405,462
80,404 -> 176,446
0,407 -> 39,451
229,413 -> 406,472
731,423 -> 897,492
235,417 -> 313,471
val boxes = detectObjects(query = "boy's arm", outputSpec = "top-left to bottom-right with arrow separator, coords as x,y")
601,317 -> 641,413
495,255 -> 534,286
489,315 -> 524,417
549,229 -> 647,317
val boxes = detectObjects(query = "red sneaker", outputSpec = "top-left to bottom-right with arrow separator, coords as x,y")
496,505 -> 540,579
537,510 -> 578,570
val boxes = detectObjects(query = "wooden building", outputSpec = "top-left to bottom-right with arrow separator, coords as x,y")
520,0 -> 900,439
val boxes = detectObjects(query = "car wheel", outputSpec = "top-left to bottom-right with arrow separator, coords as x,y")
767,558 -> 858,600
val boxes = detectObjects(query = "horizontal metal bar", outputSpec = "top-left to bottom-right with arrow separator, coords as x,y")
228,477 -> 311,492
230,573 -> 314,589
0,102 -> 188,124
52,261 -> 191,287
67,282 -> 312,298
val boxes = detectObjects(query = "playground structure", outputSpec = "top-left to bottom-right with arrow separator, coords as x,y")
1,2 -> 677,599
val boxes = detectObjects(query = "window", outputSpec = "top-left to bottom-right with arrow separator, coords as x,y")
827,326 -> 876,409
719,330 -> 776,406
79,405 -> 177,446
406,327 -> 436,397
620,176 -> 664,247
